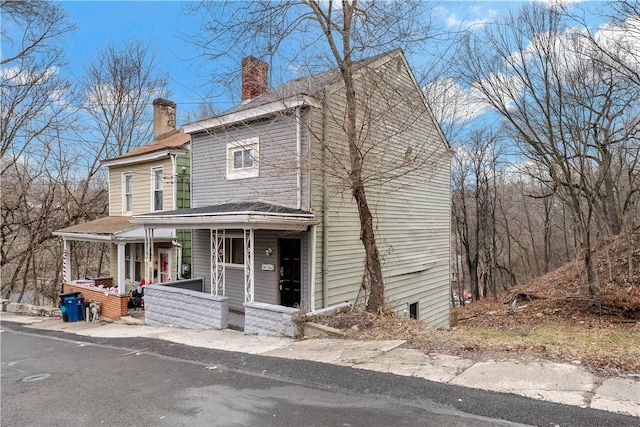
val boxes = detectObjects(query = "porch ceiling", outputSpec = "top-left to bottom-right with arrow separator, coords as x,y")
131,202 -> 317,232
53,216 -> 174,242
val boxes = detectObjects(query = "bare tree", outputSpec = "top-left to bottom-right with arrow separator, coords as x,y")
1,9 -> 168,303
451,130 -> 501,301
1,0 -> 75,163
188,0 -> 442,313
0,1 -> 77,302
78,40 -> 168,163
458,2 -> 640,296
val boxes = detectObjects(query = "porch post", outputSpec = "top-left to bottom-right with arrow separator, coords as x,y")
211,229 -> 225,296
63,238 -> 71,283
244,228 -> 254,303
144,228 -> 155,284
117,243 -> 126,295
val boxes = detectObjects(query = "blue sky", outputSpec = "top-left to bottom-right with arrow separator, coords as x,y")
57,1 -> 553,126
61,1 -> 205,118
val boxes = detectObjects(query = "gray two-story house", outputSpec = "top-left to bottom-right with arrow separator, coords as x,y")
134,50 -> 451,334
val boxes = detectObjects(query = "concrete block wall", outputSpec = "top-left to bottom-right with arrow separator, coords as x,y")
63,283 -> 129,320
244,302 -> 298,337
144,285 -> 229,329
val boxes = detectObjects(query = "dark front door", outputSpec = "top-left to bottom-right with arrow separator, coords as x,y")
279,238 -> 301,307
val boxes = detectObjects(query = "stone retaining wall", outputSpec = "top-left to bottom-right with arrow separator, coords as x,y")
144,285 -> 228,329
244,302 -> 299,337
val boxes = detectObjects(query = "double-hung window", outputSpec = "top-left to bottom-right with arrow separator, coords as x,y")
123,173 -> 133,214
151,167 -> 164,211
226,137 -> 259,180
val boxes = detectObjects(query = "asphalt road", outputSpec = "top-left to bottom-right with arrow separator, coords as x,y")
1,322 -> 638,427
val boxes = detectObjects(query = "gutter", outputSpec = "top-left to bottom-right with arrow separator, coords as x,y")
183,95 -> 321,135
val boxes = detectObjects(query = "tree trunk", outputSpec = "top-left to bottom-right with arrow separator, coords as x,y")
577,221 -> 598,296
347,94 -> 385,312
337,34 -> 385,313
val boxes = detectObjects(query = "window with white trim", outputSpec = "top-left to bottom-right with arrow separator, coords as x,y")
226,137 -> 259,179
123,173 -> 133,214
151,167 -> 164,211
224,237 -> 244,266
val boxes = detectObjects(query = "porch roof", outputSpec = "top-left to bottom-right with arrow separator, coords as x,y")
53,216 -> 174,242
131,202 -> 317,231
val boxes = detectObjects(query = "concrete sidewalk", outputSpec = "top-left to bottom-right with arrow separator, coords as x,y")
2,311 -> 638,418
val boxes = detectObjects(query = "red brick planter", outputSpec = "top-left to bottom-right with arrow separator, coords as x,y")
63,282 -> 129,320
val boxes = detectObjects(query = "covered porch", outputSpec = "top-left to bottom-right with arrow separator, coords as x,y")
53,216 -> 175,319
132,202 -> 319,336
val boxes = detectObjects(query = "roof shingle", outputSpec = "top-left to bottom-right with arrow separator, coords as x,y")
102,128 -> 190,163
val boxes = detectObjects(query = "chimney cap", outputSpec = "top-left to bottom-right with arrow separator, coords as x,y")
153,98 -> 176,108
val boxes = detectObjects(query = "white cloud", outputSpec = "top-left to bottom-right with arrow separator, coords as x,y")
424,78 -> 490,124
435,6 -> 499,31
534,0 -> 583,9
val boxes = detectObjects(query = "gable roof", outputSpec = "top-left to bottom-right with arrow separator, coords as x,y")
226,51 -> 390,114
101,128 -> 191,167
183,49 -> 403,134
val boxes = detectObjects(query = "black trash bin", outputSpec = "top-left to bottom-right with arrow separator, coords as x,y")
59,292 -> 81,322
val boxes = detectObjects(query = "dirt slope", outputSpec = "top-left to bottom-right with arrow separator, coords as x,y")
309,232 -> 640,375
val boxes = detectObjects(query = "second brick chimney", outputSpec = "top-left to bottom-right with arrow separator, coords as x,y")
153,98 -> 177,138
241,56 -> 268,104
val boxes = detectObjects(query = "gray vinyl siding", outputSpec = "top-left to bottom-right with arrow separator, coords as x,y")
191,113 -> 311,210
309,53 -> 451,327
192,228 -> 309,312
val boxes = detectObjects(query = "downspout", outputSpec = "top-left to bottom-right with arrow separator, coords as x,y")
107,169 -> 111,216
306,106 -> 316,311
296,107 -> 302,210
170,153 -> 180,281
321,90 -> 329,308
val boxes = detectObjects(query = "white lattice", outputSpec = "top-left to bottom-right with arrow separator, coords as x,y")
244,228 -> 254,302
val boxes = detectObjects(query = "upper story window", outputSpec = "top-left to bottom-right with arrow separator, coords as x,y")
123,173 -> 133,214
151,167 -> 163,211
226,137 -> 259,180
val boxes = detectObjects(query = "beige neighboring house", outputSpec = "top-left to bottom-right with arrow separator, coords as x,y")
53,99 -> 192,298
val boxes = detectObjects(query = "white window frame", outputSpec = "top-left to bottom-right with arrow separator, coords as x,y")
122,172 -> 133,215
226,137 -> 259,180
223,235 -> 245,268
151,167 -> 164,212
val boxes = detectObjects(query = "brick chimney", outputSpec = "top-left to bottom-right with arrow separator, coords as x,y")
241,56 -> 268,104
152,98 -> 177,138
